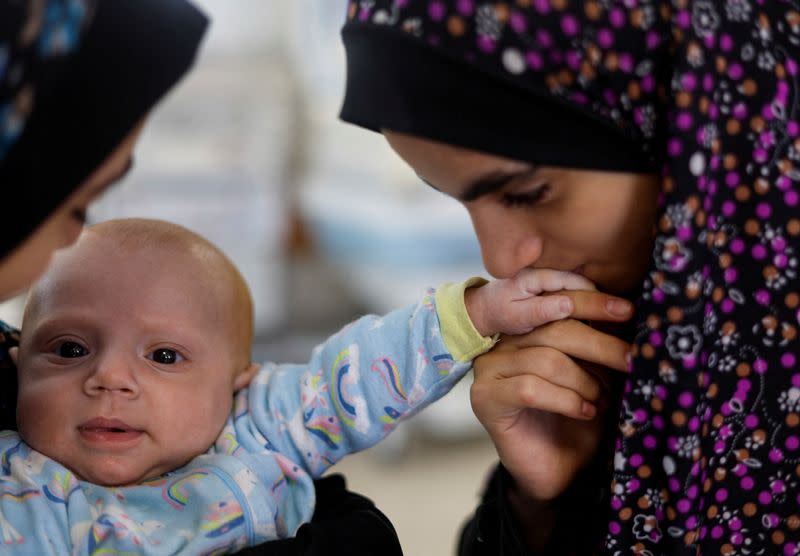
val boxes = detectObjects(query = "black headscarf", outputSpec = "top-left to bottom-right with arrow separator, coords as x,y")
0,0 -> 208,259
340,2 -> 800,554
339,0 -> 667,174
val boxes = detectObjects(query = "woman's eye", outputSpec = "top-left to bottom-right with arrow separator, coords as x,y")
500,185 -> 550,208
57,341 -> 88,358
149,348 -> 184,365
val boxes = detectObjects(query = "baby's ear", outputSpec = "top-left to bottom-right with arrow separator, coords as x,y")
8,346 -> 18,366
233,362 -> 259,391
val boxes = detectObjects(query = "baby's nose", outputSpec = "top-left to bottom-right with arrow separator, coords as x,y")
83,354 -> 139,397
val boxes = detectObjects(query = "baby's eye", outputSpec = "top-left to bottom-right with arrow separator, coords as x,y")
57,341 -> 88,358
148,348 -> 184,365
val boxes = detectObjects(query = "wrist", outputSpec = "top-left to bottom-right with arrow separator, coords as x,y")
464,284 -> 492,337
435,278 -> 496,362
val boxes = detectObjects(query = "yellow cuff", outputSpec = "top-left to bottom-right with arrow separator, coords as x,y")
435,277 -> 499,362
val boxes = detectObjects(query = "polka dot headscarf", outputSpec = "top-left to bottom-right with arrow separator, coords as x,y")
340,0 -> 667,173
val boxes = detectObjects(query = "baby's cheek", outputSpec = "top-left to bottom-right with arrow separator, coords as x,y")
184,387 -> 234,443
16,390 -> 54,447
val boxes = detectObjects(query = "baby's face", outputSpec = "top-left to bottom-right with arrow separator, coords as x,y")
385,131 -> 661,296
14,232 -> 250,486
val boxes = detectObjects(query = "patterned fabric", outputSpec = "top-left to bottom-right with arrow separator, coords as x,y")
0,288 -> 477,553
343,1 -> 800,554
609,3 -> 800,554
0,0 -> 95,161
344,0 -> 670,165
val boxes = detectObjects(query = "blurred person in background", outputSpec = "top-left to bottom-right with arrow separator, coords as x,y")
340,1 -> 800,554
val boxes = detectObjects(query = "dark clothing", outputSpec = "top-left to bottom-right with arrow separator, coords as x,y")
238,474 -> 402,556
458,464 -> 605,556
456,464 -> 535,556
0,321 -> 17,432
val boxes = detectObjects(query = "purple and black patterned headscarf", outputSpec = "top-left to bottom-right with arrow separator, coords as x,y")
340,0 -> 666,174
340,1 -> 800,553
0,0 -> 208,260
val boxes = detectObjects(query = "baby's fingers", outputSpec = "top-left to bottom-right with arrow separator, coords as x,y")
486,269 -> 599,335
501,293 -> 575,335
512,268 -> 597,297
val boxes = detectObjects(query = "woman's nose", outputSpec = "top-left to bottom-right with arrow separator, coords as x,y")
83,352 -> 139,397
469,208 -> 543,279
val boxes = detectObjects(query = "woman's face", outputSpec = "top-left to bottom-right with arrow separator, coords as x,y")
384,131 -> 661,296
0,121 -> 145,301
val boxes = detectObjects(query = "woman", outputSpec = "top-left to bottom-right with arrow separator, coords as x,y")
1,2 -> 402,554
339,1 -> 800,554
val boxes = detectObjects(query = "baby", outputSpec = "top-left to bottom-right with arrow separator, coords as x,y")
0,218 -> 595,554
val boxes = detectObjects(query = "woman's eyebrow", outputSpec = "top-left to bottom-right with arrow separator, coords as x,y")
417,170 -> 527,202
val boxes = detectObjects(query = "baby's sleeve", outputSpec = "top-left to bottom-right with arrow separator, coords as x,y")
234,281 -> 497,477
435,277 -> 499,361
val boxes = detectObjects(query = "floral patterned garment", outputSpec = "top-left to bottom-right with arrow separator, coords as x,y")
611,2 -> 800,554
342,1 -> 800,553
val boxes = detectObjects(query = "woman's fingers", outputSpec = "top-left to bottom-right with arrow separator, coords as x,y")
555,289 -> 634,322
499,319 -> 631,372
471,370 -> 596,421
472,346 -> 605,423
474,347 -> 603,403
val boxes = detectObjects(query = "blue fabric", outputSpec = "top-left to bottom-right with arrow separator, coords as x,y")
0,288 -> 472,553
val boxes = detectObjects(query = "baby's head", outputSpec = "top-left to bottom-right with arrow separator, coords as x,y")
12,218 -> 259,486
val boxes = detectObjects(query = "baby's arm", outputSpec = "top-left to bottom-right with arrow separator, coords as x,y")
237,269 -> 594,478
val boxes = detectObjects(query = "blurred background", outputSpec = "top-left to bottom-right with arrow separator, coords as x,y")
0,2 -> 499,553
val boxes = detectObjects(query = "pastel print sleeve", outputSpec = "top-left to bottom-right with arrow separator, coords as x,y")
235,283 -> 495,478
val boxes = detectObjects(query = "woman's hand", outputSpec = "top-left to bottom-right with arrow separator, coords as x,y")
470,289 -> 632,502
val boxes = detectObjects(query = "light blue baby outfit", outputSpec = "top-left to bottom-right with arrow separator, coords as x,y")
0,281 -> 494,554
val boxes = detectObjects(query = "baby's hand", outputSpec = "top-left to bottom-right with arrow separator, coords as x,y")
465,269 -> 596,337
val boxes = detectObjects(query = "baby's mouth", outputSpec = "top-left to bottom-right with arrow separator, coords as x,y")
78,418 -> 143,444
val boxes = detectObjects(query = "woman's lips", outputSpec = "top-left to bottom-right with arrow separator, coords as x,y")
78,417 -> 143,444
